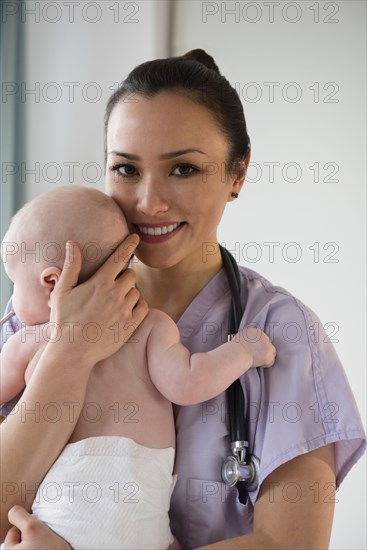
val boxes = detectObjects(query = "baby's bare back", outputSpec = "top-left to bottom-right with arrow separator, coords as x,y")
21,313 -> 175,449
67,313 -> 176,449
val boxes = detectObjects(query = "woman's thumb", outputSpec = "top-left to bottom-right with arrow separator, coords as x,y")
57,241 -> 82,292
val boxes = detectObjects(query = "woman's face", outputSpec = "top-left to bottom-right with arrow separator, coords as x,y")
105,91 -> 243,270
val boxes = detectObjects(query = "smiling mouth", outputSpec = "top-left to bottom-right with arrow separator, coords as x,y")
136,222 -> 182,236
134,222 -> 185,243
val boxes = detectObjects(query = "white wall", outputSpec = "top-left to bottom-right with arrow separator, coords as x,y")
1,0 -> 171,310
172,1 -> 366,548
21,0 -> 170,201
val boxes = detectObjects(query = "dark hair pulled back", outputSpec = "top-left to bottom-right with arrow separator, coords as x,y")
104,49 -> 250,170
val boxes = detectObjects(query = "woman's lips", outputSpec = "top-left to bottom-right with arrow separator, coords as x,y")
134,222 -> 185,243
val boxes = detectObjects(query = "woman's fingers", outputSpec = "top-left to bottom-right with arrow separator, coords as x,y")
131,297 -> 149,327
123,286 -> 140,309
5,506 -> 71,550
55,234 -> 139,300
116,268 -> 137,294
110,291 -> 148,345
46,234 -> 145,365
4,525 -> 21,546
90,234 -> 140,283
57,241 -> 83,292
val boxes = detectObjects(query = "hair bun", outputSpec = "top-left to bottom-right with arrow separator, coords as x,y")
182,49 -> 221,75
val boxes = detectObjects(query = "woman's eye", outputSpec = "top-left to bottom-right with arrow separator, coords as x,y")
171,164 -> 198,177
113,164 -> 138,177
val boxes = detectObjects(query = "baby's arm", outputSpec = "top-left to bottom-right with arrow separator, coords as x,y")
0,331 -> 29,404
0,330 -> 41,405
146,309 -> 275,406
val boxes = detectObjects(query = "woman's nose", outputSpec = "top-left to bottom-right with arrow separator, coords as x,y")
136,177 -> 169,216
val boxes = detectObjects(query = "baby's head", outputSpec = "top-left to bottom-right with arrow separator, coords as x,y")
1,185 -> 129,325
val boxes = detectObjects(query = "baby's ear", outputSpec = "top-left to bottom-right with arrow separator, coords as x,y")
40,267 -> 62,307
40,267 -> 62,288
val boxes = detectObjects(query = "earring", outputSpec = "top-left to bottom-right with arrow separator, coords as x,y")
231,192 -> 239,198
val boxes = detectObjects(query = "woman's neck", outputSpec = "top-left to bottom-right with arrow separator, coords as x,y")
134,247 -> 223,322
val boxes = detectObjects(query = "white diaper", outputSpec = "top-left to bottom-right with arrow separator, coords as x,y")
32,436 -> 176,550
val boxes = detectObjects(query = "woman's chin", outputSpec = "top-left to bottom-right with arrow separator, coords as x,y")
135,251 -> 178,270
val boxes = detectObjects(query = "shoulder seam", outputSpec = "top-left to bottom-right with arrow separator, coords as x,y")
240,267 -> 333,436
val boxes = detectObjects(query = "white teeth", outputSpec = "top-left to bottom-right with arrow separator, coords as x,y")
138,223 -> 181,236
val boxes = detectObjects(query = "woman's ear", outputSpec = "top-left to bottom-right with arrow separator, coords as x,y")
228,148 -> 251,201
40,267 -> 62,307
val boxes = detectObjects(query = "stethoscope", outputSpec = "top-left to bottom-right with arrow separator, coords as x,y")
0,247 -> 259,503
219,245 -> 260,505
0,310 -> 15,325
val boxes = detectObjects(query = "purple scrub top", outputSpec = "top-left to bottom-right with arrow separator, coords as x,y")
1,265 -> 366,549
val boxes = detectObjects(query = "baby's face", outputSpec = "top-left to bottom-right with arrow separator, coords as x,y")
2,237 -> 50,326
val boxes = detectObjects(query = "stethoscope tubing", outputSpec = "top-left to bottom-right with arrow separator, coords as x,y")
0,310 -> 15,326
219,246 -> 247,444
220,246 -> 260,502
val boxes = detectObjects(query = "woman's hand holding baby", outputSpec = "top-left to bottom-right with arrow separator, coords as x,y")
3,506 -> 71,550
48,235 -> 148,367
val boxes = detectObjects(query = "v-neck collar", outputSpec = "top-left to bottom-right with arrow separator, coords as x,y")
176,267 -> 230,339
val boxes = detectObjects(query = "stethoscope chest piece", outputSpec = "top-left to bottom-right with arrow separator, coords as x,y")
222,453 -> 260,493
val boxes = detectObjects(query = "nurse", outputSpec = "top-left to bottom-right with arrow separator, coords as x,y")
1,49 -> 365,550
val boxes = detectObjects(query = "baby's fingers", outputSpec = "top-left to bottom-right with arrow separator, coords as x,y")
263,343 -> 277,367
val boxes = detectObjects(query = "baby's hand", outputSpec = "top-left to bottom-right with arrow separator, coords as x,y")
238,327 -> 276,368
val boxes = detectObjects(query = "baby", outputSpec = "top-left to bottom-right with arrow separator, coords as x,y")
0,186 -> 275,550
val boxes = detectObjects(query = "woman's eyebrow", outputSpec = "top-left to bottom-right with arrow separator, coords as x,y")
159,149 -> 208,160
108,149 -> 208,160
